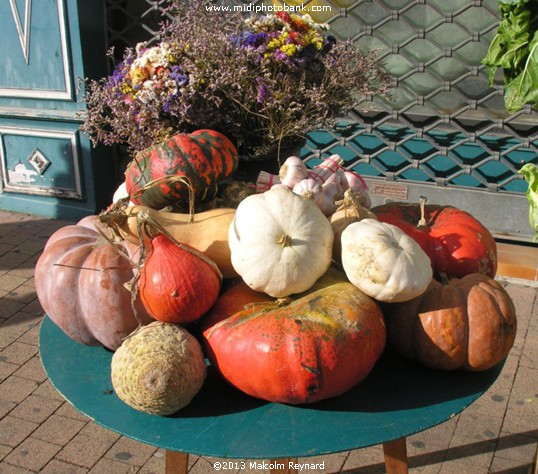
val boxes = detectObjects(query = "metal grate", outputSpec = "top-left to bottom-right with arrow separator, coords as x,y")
103,0 -> 538,241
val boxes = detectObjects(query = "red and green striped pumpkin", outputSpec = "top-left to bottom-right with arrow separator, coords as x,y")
125,129 -> 238,210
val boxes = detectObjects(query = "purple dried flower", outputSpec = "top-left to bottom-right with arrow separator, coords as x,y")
256,77 -> 270,104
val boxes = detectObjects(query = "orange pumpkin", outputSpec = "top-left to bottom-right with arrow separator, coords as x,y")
125,129 -> 238,210
138,233 -> 221,324
35,216 -> 154,350
202,269 -> 386,404
383,273 -> 517,371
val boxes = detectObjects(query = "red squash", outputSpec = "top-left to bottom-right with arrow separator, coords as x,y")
125,129 -> 238,210
35,216 -> 154,350
202,270 -> 386,404
372,198 -> 497,279
139,233 -> 221,324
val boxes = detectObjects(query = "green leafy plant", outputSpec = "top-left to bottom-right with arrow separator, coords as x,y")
518,163 -> 538,241
482,0 -> 538,113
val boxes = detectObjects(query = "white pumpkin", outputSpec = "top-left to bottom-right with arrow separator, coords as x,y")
341,218 -> 432,303
228,186 -> 334,297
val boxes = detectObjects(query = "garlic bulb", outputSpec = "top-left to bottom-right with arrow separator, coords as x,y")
324,168 -> 347,201
344,170 -> 371,208
279,156 -> 309,189
316,182 -> 340,216
293,177 -> 323,201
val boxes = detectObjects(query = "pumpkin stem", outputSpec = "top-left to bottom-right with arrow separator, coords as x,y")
417,196 -> 428,227
277,233 -> 293,247
438,272 -> 450,285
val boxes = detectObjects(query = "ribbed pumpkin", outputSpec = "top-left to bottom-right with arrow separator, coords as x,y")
372,198 -> 497,279
202,269 -> 386,404
383,273 -> 517,371
138,233 -> 221,324
34,216 -> 154,351
125,129 -> 238,210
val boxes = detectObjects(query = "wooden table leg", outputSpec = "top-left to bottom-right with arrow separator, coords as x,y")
270,458 -> 298,474
383,437 -> 408,474
165,450 -> 189,474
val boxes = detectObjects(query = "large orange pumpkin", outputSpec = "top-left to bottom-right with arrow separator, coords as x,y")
35,216 -> 154,350
202,270 -> 386,404
383,273 -> 517,371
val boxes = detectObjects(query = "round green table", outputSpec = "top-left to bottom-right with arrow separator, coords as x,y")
39,316 -> 505,474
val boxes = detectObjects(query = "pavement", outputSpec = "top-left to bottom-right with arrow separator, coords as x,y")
0,208 -> 536,474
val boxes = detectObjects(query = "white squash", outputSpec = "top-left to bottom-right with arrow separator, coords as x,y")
228,186 -> 334,297
341,218 -> 432,303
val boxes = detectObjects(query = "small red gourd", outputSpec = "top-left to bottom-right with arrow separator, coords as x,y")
383,273 -> 517,371
139,233 -> 221,324
372,197 -> 497,279
125,129 -> 238,210
202,269 -> 386,404
35,216 -> 154,351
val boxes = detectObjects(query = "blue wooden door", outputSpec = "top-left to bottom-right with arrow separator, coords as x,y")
0,0 -> 114,219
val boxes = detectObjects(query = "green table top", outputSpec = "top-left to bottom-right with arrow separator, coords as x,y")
39,315 -> 504,459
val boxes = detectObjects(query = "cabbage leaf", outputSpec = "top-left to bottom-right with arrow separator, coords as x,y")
482,0 -> 538,112
518,163 -> 538,241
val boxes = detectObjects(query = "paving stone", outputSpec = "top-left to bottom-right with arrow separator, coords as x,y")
0,361 -> 18,384
106,436 -> 158,467
0,376 -> 39,404
521,327 -> 538,370
88,456 -> 139,473
0,461 -> 35,473
494,432 -> 538,463
0,253 -> 33,273
137,450 -> 165,474
0,399 -> 16,419
56,432 -> 119,469
55,401 -> 91,422
489,454 -> 535,474
0,416 -> 38,448
9,394 -> 63,424
20,298 -> 45,317
16,325 -> 40,346
0,445 -> 11,463
14,240 -> 47,257
13,355 -> 47,383
294,453 -> 347,473
0,244 -> 15,258
444,435 -> 496,471
4,286 -> 37,305
79,420 -> 121,444
32,414 -> 87,446
32,380 -> 64,402
3,436 -> 61,471
0,300 -> 26,320
0,341 -> 38,366
40,458 -> 89,474
341,445 -> 384,472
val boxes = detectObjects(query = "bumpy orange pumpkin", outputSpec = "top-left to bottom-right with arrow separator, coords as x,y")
35,216 -> 154,350
383,273 -> 517,371
125,129 -> 238,210
202,269 -> 386,404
